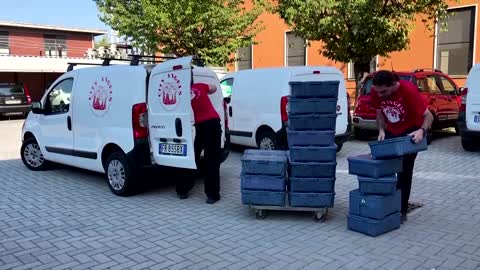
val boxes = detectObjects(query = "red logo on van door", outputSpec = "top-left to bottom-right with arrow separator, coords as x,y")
89,76 -> 112,117
158,73 -> 182,110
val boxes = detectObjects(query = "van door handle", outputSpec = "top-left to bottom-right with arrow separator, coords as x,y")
175,118 -> 182,137
67,116 -> 72,131
229,106 -> 232,117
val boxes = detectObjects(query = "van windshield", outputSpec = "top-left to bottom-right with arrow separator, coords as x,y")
0,85 -> 24,96
361,75 -> 414,95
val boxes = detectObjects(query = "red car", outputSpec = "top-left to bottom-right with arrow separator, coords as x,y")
352,69 -> 461,142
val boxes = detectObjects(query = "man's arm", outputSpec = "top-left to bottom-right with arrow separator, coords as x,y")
207,84 -> 217,95
409,109 -> 434,143
376,109 -> 386,141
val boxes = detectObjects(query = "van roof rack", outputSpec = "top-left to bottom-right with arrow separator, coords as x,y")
127,54 -> 205,67
67,54 -> 206,71
67,62 -> 104,72
412,68 -> 443,73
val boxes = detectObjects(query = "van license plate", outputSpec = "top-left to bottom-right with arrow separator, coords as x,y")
475,115 -> 480,123
5,100 -> 21,104
159,143 -> 187,156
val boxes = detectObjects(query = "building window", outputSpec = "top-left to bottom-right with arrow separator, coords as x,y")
0,31 -> 9,55
44,34 -> 67,57
286,32 -> 306,66
237,45 -> 252,70
347,57 -> 378,80
436,6 -> 476,76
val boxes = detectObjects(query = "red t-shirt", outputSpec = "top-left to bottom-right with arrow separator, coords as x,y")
191,83 -> 220,124
370,80 -> 426,136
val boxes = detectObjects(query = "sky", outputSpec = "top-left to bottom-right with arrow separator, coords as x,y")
0,0 -> 111,34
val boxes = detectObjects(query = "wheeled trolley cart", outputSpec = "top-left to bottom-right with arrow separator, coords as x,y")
248,204 -> 329,222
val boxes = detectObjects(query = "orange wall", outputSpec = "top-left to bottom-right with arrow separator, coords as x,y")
233,0 -> 480,99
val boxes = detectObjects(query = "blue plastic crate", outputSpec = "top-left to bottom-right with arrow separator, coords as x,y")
349,189 -> 401,220
290,81 -> 339,98
289,145 -> 337,162
287,129 -> 335,147
241,174 -> 286,192
243,149 -> 288,157
288,114 -> 337,131
369,136 -> 428,159
289,192 -> 335,208
289,177 -> 335,193
347,154 -> 402,178
288,97 -> 338,115
358,175 -> 397,195
288,160 -> 337,178
348,213 -> 401,237
241,151 -> 288,176
241,190 -> 286,206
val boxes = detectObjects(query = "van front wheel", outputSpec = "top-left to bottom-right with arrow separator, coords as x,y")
257,131 -> 278,150
105,152 -> 137,196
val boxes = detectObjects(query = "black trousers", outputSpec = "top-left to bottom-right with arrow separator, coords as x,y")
385,127 -> 419,215
176,119 -> 221,199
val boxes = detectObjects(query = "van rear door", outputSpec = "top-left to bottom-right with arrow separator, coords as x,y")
147,56 -> 196,169
466,66 -> 480,131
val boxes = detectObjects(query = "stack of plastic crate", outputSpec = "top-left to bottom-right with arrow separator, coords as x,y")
286,81 -> 339,208
241,150 -> 288,207
346,136 -> 428,237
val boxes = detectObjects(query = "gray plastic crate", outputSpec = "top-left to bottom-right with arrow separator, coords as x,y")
288,114 -> 337,131
290,81 -> 339,98
288,97 -> 338,115
349,189 -> 401,220
369,136 -> 428,159
241,190 -> 286,206
358,175 -> 397,195
347,154 -> 402,178
289,192 -> 335,208
289,160 -> 337,178
348,212 -> 401,237
241,155 -> 287,176
289,177 -> 335,193
289,145 -> 337,162
241,174 -> 286,192
243,149 -> 288,157
287,129 -> 335,147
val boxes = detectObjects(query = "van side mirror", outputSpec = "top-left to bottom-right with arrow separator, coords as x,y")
31,102 -> 44,114
458,87 -> 464,96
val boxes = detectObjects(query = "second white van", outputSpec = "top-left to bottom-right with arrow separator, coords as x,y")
458,63 -> 480,151
220,66 -> 352,151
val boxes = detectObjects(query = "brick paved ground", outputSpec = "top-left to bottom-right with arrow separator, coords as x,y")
1,119 -> 480,270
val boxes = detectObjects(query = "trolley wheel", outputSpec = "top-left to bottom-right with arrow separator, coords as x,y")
255,209 -> 267,219
314,211 -> 326,222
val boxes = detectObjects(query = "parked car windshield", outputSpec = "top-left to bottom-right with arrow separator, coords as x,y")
361,75 -> 415,95
0,85 -> 24,96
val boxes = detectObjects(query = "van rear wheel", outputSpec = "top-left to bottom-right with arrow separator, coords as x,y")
257,131 -> 278,150
105,151 -> 137,196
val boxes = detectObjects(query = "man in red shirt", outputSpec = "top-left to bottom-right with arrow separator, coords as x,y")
176,82 -> 222,204
370,70 -> 433,223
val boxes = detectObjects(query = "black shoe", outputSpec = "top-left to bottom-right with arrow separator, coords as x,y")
401,213 -> 407,224
178,193 -> 189,199
206,197 -> 220,204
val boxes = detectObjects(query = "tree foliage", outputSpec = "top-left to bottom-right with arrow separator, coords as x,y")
275,0 -> 452,96
95,0 -> 266,66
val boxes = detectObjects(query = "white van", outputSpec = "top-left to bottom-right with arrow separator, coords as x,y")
220,66 -> 352,151
458,63 -> 480,151
20,56 -> 230,196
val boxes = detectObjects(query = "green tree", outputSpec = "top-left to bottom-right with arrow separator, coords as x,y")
95,0 -> 266,66
94,35 -> 110,49
275,0 -> 453,98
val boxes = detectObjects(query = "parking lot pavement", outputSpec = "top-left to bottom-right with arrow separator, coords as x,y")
1,119 -> 480,270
